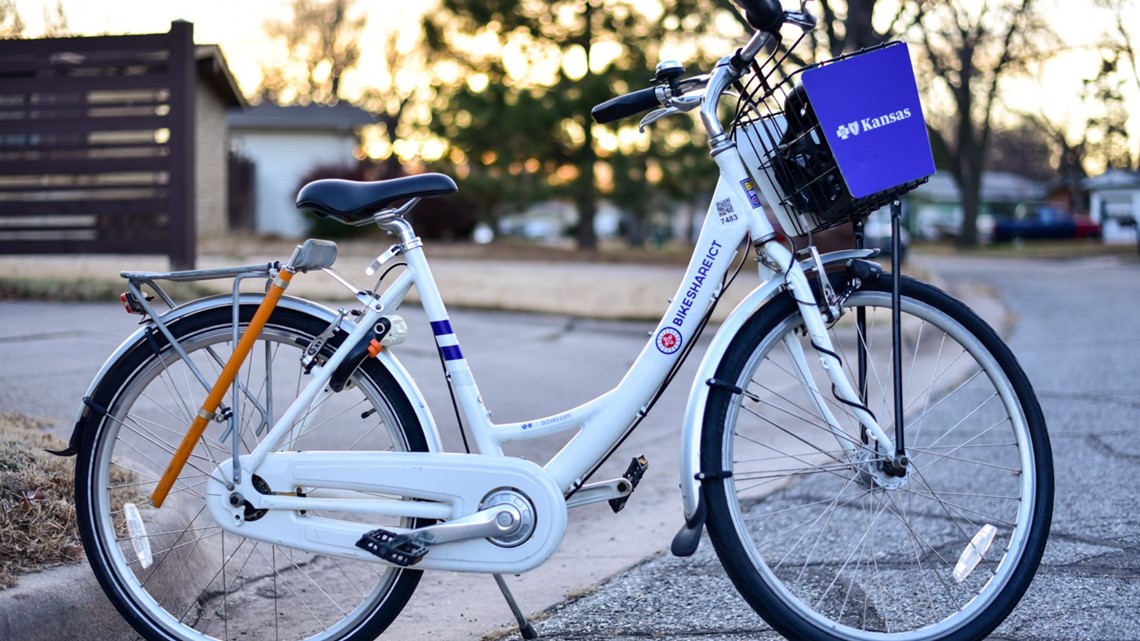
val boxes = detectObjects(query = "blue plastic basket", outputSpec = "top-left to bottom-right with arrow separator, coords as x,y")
735,39 -> 935,236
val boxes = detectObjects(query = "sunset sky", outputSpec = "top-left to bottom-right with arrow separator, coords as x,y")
9,0 -> 1140,170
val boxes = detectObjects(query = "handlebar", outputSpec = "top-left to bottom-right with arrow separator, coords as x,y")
591,88 -> 661,125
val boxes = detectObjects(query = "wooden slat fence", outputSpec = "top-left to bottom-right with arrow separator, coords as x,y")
0,22 -> 196,268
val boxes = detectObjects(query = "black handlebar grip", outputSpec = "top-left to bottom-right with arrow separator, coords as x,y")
735,0 -> 785,32
591,87 -> 661,124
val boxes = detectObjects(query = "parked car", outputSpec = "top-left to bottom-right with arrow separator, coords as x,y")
862,206 -> 909,263
991,204 -> 1101,242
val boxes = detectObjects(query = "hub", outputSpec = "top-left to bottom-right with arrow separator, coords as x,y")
480,488 -> 536,548
853,448 -> 908,491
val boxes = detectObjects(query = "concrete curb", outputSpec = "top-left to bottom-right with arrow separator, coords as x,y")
0,563 -> 137,641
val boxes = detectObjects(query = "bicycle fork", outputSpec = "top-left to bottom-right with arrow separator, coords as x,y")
762,243 -> 897,459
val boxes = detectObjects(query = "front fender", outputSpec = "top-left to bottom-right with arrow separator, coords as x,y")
675,250 -> 876,542
60,294 -> 441,456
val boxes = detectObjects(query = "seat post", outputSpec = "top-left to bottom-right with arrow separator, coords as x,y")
377,216 -> 421,249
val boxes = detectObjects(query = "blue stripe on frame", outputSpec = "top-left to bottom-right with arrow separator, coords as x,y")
440,345 -> 464,361
430,320 -> 453,336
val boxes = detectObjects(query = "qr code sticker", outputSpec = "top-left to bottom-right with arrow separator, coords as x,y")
715,199 -> 734,216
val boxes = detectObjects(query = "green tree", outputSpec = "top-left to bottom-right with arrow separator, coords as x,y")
422,0 -> 731,249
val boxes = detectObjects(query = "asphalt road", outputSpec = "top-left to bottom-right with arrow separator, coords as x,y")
1,253 -> 1137,641
498,254 -> 1140,641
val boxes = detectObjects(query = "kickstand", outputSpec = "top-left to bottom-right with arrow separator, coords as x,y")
493,573 -> 538,639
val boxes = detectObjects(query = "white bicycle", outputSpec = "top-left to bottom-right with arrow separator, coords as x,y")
65,2 -> 1052,640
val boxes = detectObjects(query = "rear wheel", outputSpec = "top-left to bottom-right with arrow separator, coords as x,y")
702,274 -> 1052,641
75,304 -> 429,641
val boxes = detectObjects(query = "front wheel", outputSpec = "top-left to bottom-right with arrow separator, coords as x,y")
702,274 -> 1052,641
75,304 -> 430,641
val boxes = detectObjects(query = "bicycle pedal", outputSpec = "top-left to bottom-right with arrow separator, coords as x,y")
609,455 -> 649,513
355,528 -> 428,567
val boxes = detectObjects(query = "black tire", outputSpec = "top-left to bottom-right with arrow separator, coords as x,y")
75,303 -> 430,641
702,274 -> 1052,641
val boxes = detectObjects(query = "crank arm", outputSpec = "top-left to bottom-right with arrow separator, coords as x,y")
564,478 -> 633,509
408,505 -> 522,546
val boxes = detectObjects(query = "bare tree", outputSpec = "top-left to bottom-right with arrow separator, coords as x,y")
1024,113 -> 1089,213
1096,0 -> 1139,170
258,0 -> 366,105
815,0 -> 921,54
42,1 -> 70,37
986,117 -> 1056,182
915,0 -> 1056,246
0,0 -> 24,39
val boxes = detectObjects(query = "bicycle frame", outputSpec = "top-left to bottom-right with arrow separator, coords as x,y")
231,145 -> 893,508
136,28 -> 897,567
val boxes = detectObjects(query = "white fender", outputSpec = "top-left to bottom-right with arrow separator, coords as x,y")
69,294 -> 442,453
677,250 -> 876,523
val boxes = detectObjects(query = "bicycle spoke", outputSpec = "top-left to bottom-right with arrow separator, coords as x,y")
81,315 -> 422,641
712,285 -> 1047,640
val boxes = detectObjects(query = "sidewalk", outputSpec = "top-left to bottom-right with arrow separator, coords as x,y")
0,247 -> 740,322
0,241 -> 980,324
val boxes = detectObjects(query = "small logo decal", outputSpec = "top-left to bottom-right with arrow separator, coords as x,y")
656,327 -> 683,355
837,121 -> 861,140
740,178 -> 762,208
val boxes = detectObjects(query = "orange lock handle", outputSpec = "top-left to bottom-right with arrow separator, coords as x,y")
150,269 -> 294,508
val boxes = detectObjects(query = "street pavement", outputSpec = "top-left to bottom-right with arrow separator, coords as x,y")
0,251 -> 1137,641
495,253 -> 1140,641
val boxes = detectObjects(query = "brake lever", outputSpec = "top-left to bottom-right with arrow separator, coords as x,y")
639,107 -> 679,132
638,94 -> 702,132
784,10 -> 817,30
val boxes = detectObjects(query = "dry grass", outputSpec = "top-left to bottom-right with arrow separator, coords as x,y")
0,413 -> 83,590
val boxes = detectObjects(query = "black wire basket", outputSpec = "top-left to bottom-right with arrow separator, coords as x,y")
734,35 -> 932,237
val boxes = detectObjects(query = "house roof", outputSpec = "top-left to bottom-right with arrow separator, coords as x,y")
1082,168 -> 1140,190
910,171 -> 1040,203
196,44 -> 246,109
227,102 -> 376,133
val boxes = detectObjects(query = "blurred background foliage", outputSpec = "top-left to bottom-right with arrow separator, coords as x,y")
257,0 -> 1140,248
4,0 -> 1136,248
